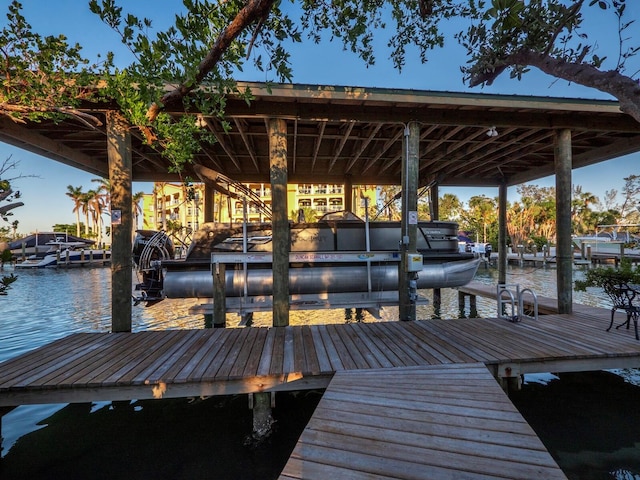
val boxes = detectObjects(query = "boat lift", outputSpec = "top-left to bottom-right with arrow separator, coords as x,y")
193,249 -> 428,324
190,197 -> 428,323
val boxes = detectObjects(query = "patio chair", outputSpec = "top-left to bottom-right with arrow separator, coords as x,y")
603,280 -> 640,340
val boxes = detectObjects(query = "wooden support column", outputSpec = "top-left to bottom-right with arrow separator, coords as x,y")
344,175 -> 353,213
212,263 -> 226,327
430,183 -> 441,317
498,182 -> 508,286
250,392 -> 274,443
107,111 -> 133,333
399,122 -> 419,321
203,185 -> 215,223
555,129 -> 573,314
269,118 -> 290,327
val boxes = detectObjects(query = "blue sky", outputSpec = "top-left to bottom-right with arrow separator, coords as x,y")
3,0 -> 639,234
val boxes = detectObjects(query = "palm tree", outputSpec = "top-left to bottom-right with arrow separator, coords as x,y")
91,178 -> 112,246
66,185 -> 84,237
132,191 -> 144,235
154,182 -> 167,230
80,191 -> 92,237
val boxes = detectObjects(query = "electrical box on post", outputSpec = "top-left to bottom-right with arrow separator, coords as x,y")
406,253 -> 423,272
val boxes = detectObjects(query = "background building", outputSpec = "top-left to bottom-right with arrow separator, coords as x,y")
142,182 -> 377,232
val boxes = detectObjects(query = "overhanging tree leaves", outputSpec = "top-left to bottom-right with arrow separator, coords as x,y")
460,0 -> 640,122
2,0 -> 640,174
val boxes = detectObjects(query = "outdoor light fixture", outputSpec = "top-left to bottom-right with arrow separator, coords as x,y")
486,126 -> 498,137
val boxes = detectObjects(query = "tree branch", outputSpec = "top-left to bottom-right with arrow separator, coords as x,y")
146,0 -> 276,122
0,201 -> 24,216
470,49 -> 640,123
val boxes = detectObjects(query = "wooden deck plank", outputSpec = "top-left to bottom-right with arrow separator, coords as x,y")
114,330 -> 189,386
300,326 -> 321,375
84,332 -> 173,387
5,333 -> 130,389
348,323 -> 396,369
376,321 -> 444,365
152,329 -> 222,383
401,320 -> 480,363
315,325 -> 345,371
308,327 -> 333,374
0,333 -> 99,386
325,324 -> 358,370
215,328 -> 258,380
5,306 -> 640,479
332,324 -> 380,369
256,327 -> 277,376
0,333 -> 111,386
188,328 -> 243,382
226,327 -> 261,380
138,330 -> 204,384
291,326 -> 307,373
269,326 -> 286,375
242,327 -> 269,377
68,332 -> 155,387
173,328 -> 226,383
280,364 -> 566,480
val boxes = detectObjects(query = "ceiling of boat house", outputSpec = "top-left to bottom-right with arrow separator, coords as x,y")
2,81 -> 640,189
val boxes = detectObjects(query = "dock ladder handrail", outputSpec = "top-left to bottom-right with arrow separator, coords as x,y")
497,284 -> 539,322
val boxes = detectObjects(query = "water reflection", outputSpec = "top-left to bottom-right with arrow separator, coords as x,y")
512,370 -> 640,480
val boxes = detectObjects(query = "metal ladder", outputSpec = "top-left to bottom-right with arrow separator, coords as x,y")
497,284 -> 538,322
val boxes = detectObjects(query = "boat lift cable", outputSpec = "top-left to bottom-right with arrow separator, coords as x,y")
193,164 -> 272,220
372,182 -> 434,221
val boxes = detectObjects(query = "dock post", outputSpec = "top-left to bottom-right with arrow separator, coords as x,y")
555,129 -> 573,314
107,110 -> 133,332
469,295 -> 478,318
399,121 -> 419,321
249,392 -> 274,443
458,290 -> 466,317
433,288 -> 442,319
268,117 -> 290,327
498,182 -> 508,285
212,262 -> 226,328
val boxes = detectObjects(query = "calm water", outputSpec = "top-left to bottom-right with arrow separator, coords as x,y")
1,262 -> 640,479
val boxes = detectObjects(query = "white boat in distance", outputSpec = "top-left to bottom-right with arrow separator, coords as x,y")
15,241 -> 111,268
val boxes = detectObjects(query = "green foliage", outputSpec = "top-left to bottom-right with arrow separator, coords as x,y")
0,273 -> 17,295
0,1 -> 104,124
1,248 -> 12,264
52,224 -> 84,234
459,0 -> 638,86
574,258 -> 640,291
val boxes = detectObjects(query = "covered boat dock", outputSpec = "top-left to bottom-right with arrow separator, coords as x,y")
3,82 -> 640,327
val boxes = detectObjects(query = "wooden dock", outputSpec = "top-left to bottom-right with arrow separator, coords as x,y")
280,363 -> 567,480
2,307 -> 640,477
457,280 -> 610,316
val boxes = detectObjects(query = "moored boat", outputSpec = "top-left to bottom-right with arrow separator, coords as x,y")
133,211 -> 480,303
15,241 -> 111,268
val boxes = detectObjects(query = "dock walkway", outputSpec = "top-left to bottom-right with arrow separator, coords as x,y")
280,363 -> 567,480
1,307 -> 639,477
